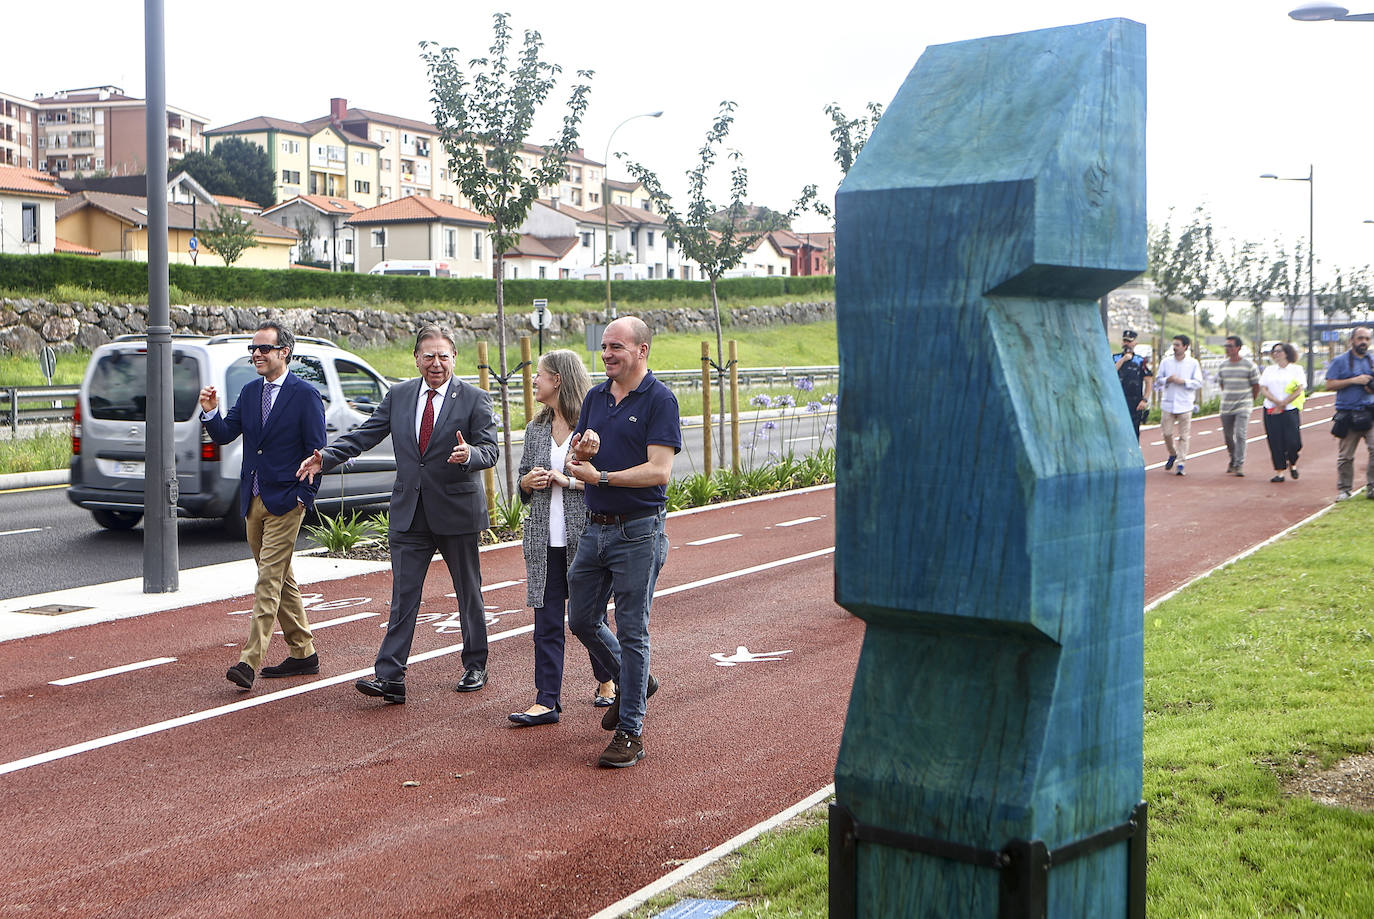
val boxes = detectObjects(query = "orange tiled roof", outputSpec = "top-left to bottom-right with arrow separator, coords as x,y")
54,237 -> 100,255
205,115 -> 311,136
0,165 -> 66,198
213,194 -> 262,210
345,196 -> 492,227
507,235 -> 578,260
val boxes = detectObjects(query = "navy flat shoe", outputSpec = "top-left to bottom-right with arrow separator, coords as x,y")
508,705 -> 561,727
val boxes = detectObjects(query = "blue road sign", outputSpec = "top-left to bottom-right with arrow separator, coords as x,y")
654,900 -> 738,919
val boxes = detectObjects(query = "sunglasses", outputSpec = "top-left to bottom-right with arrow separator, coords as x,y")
247,344 -> 284,354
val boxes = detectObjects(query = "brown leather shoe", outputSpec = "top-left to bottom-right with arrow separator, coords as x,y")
598,730 -> 645,768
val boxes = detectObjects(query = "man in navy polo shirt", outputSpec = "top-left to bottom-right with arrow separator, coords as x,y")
1324,326 -> 1374,500
566,316 -> 681,768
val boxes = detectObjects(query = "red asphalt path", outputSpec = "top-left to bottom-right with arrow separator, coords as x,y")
0,398 -> 1351,917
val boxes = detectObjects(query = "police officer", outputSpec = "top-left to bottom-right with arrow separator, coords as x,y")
1113,329 -> 1153,439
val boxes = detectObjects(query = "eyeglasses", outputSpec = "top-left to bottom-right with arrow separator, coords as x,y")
247,344 -> 284,354
419,352 -> 454,363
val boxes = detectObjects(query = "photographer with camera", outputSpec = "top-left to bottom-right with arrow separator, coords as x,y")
1113,329 -> 1152,439
1322,327 -> 1374,501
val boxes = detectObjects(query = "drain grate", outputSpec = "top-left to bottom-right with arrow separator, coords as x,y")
13,604 -> 92,616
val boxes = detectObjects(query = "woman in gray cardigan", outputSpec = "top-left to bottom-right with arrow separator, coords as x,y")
509,350 -> 617,726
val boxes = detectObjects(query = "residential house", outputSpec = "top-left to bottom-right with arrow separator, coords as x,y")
728,233 -> 791,277
56,188 -> 296,268
261,195 -> 362,269
768,228 -> 832,276
0,165 -> 65,254
503,198 -> 609,280
31,85 -> 206,179
606,178 -> 657,213
585,202 -> 682,279
345,196 -> 492,276
0,91 -> 37,169
203,116 -> 313,201
204,113 -> 381,208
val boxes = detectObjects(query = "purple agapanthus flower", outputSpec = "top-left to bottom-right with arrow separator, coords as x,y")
806,401 -> 822,414
750,394 -> 772,408
794,376 -> 815,392
821,392 -> 838,405
762,421 -> 778,431
775,395 -> 796,408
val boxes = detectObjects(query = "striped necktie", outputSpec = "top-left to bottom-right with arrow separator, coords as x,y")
418,389 -> 436,453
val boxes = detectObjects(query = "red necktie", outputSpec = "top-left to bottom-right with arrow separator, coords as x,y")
418,389 -> 436,453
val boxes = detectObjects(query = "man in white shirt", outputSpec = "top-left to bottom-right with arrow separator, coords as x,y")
1154,334 -> 1205,476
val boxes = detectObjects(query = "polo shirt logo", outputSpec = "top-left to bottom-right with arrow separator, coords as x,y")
629,415 -> 638,422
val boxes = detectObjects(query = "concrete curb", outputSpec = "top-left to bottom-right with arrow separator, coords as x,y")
0,469 -> 68,489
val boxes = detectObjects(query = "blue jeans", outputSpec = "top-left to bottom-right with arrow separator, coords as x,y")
567,511 -> 669,737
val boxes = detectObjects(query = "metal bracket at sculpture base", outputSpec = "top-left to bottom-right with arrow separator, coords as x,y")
829,801 -> 1147,919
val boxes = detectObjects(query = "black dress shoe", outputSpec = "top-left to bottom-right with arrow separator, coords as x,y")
356,677 -> 406,704
455,667 -> 487,692
226,662 -> 254,689
508,705 -> 561,727
601,673 -> 659,730
261,652 -> 320,678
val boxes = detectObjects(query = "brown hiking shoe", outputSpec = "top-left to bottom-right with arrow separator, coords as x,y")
598,730 -> 645,768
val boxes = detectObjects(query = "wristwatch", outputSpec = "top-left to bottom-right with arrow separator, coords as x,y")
599,470 -> 610,487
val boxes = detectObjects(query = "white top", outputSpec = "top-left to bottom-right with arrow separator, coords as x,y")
413,382 -> 447,445
547,432 -> 572,548
1259,363 -> 1306,411
1154,354 -> 1204,414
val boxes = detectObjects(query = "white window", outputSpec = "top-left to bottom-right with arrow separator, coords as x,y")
381,158 -> 391,172
647,231 -> 654,247
443,228 -> 456,258
581,232 -> 592,248
538,266 -> 546,279
354,180 -> 370,194
354,151 -> 369,165
371,228 -> 387,247
473,231 -> 482,259
344,238 -> 353,255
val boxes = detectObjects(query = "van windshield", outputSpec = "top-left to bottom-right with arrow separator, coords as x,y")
87,350 -> 201,421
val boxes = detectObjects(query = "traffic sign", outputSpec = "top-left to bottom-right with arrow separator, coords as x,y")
188,236 -> 198,250
38,346 -> 56,383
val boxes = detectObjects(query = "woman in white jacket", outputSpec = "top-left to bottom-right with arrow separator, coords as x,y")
1259,342 -> 1306,483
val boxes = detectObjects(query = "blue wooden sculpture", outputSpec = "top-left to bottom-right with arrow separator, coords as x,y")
831,19 -> 1147,918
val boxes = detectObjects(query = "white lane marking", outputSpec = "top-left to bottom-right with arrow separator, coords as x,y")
1145,413 -> 1333,471
50,657 -> 177,686
776,516 -> 822,527
275,611 -> 378,635
481,580 -> 523,592
1,546 -> 835,776
0,528 -> 43,538
686,533 -> 741,546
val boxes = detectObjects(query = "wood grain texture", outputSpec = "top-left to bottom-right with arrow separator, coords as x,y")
833,19 -> 1147,917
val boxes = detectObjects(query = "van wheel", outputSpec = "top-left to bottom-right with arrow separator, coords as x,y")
222,512 -> 246,539
92,509 -> 143,531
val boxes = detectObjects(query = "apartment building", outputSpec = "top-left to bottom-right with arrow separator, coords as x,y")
0,92 -> 37,169
30,85 -> 206,179
345,195 -> 492,276
208,98 -> 601,220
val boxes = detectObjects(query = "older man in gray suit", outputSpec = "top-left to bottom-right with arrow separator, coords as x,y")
299,325 -> 498,703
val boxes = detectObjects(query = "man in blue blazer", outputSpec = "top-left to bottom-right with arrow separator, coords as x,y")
200,320 -> 327,691
299,325 -> 499,704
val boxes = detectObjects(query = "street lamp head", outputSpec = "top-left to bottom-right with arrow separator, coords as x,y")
1290,2 -> 1349,20
1260,173 -> 1278,179
648,111 -> 664,118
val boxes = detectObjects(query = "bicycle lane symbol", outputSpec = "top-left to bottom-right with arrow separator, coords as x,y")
228,593 -> 374,616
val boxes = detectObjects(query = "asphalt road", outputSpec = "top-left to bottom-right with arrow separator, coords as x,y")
0,411 -> 836,601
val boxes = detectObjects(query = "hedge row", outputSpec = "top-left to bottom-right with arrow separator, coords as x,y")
0,253 -> 834,308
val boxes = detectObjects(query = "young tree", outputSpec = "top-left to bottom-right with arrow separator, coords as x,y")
198,205 -> 259,267
422,13 -> 593,494
1211,240 -> 1244,336
1239,241 -> 1283,354
293,217 -> 318,266
624,101 -> 815,461
1272,238 -> 1309,344
1148,206 -> 1212,351
825,100 -> 884,176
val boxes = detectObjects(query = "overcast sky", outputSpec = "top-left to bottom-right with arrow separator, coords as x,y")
7,1 -> 1374,276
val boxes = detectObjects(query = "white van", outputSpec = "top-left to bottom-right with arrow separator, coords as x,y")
368,260 -> 452,277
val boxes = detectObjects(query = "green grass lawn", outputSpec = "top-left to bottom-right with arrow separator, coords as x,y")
638,500 -> 1374,917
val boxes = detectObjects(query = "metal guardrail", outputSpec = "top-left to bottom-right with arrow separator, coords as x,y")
4,386 -> 78,434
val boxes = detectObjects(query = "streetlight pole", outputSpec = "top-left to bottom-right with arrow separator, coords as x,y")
1260,165 -> 1316,383
602,110 -> 662,319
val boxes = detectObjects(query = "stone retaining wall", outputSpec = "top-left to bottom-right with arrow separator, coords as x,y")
0,298 -> 835,355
